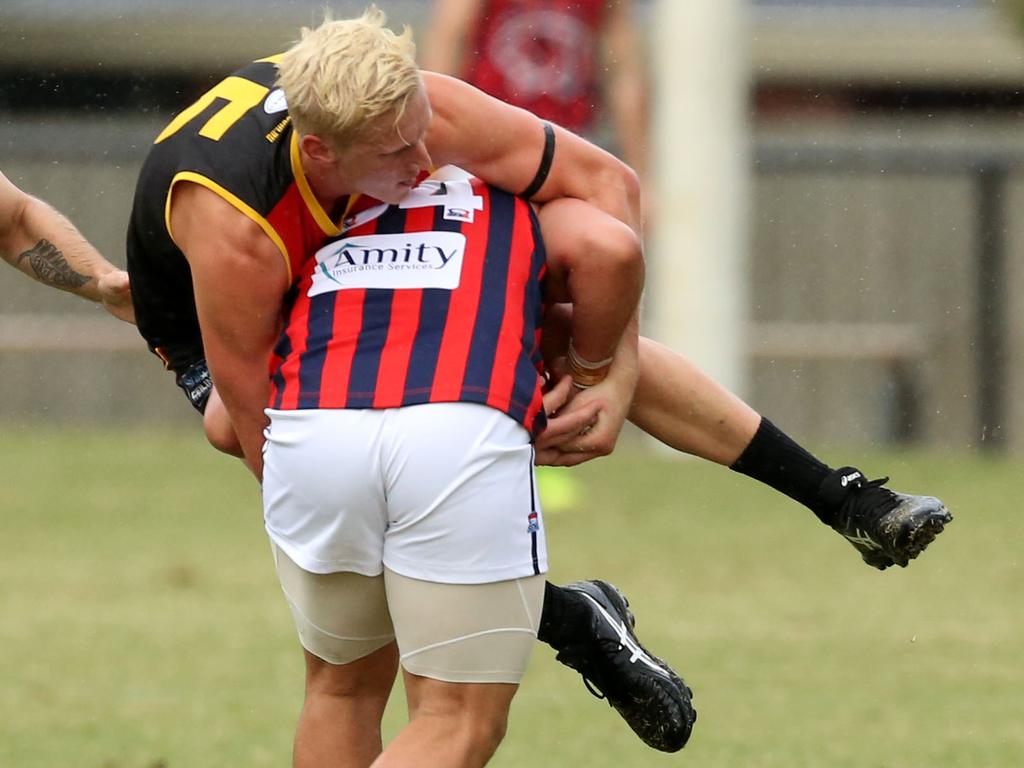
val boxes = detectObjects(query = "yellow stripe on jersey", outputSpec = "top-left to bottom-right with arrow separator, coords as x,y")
164,171 -> 293,286
255,53 -> 285,64
289,132 -> 342,237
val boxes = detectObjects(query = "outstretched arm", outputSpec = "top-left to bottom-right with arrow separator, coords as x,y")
0,170 -> 133,323
422,72 -> 643,234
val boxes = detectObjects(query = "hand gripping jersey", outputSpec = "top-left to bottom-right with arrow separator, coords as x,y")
126,56 -> 360,378
463,0 -> 607,134
269,175 -> 549,437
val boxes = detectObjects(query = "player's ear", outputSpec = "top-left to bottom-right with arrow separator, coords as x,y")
300,133 -> 339,165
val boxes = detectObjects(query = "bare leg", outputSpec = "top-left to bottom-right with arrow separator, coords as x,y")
538,300 -> 759,467
629,337 -> 760,466
372,671 -> 516,768
294,644 -> 399,768
538,198 -> 643,367
625,337 -> 951,571
202,386 -> 243,457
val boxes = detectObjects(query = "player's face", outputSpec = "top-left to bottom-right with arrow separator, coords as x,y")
341,86 -> 433,204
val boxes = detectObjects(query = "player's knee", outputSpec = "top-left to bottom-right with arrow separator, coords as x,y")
560,214 -> 643,307
432,701 -> 509,758
466,709 -> 509,755
203,404 -> 242,456
307,665 -> 381,702
587,219 -> 643,284
304,649 -> 396,716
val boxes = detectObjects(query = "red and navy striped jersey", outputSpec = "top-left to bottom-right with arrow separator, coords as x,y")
126,55 -> 367,375
269,176 -> 549,436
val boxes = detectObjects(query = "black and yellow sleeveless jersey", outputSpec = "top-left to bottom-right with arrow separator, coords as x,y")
126,56 -> 355,376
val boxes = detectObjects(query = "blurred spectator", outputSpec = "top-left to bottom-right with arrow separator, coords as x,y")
422,0 -> 649,181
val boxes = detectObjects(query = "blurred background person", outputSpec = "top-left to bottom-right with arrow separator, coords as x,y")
422,0 -> 649,189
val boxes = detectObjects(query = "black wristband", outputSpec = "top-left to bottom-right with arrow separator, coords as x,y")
521,122 -> 555,199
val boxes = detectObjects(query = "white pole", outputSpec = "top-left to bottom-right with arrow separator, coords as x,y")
647,0 -> 750,397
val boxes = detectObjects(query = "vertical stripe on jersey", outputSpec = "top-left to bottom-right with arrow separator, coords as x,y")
269,320 -> 293,410
460,189 -> 515,407
266,184 -> 318,289
514,210 -> 548,433
487,196 -> 541,425
402,205 -> 460,404
315,287 -> 366,406
296,292 -> 339,409
373,205 -> 436,408
430,185 -> 493,402
289,218 -> 377,409
272,283 -> 312,410
345,206 -> 407,408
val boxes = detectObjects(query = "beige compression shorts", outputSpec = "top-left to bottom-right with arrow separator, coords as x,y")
273,544 -> 546,683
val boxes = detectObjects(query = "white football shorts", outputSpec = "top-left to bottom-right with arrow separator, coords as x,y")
262,402 -> 547,584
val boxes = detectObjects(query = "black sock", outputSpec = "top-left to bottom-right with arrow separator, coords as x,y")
730,417 -> 835,525
537,582 -> 589,649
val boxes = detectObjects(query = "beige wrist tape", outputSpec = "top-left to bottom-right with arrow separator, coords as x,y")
567,342 -> 614,389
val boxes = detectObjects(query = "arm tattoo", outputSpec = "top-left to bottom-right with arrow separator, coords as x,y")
16,239 -> 91,290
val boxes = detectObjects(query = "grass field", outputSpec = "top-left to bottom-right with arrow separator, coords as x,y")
2,427 -> 1021,767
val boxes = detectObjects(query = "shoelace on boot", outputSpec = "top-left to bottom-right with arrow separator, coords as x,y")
838,475 -> 899,526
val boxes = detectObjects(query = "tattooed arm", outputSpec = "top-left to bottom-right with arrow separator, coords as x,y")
0,170 -> 134,323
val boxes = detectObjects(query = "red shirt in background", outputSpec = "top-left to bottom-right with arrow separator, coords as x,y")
463,0 -> 607,134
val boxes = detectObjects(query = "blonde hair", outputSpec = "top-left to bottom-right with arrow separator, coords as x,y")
277,6 -> 420,148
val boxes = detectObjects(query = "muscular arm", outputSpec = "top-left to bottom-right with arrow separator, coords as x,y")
0,170 -> 133,322
420,0 -> 483,75
169,182 -> 288,479
422,72 -> 642,234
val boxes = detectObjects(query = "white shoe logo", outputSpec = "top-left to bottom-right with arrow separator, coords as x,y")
578,593 -> 668,675
841,471 -> 863,487
844,528 -> 882,551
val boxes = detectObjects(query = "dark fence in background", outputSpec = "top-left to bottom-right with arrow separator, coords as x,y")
748,127 -> 1023,453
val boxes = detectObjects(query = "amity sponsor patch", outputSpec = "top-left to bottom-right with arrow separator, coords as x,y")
308,231 -> 467,295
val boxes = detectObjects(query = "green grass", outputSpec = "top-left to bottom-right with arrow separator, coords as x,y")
1,428 -> 1021,767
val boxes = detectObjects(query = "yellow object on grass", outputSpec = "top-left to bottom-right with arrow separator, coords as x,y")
536,467 -> 583,513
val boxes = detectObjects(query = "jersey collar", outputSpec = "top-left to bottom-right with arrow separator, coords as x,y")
290,131 -> 360,237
